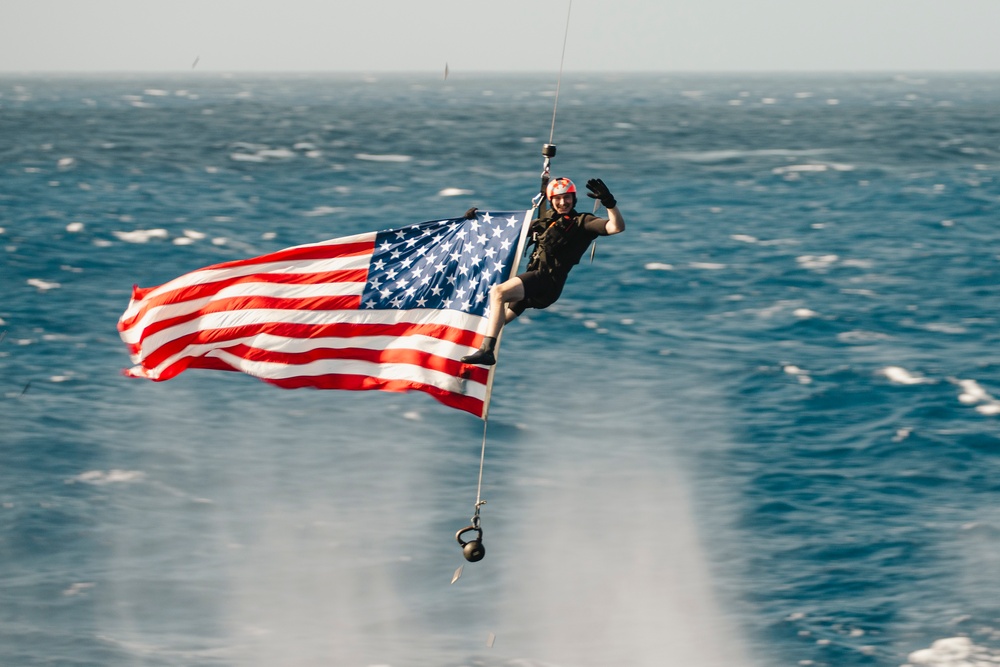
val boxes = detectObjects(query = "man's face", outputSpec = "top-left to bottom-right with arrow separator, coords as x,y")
551,193 -> 573,214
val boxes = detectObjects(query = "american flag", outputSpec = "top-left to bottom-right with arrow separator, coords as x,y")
117,210 -> 533,418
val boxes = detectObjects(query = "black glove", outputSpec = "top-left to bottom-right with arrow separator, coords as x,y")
463,207 -> 478,220
586,178 -> 617,209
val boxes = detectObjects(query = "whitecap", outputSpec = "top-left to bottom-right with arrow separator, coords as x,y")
840,258 -> 874,269
784,365 -> 812,384
301,206 -> 344,217
880,366 -> 932,385
230,153 -> 266,162
70,470 -> 146,485
644,262 -> 674,271
144,89 -> 169,97
293,142 -> 317,150
172,237 -> 194,246
731,234 -> 758,243
183,230 -> 206,240
63,582 -> 95,597
689,262 -> 727,270
893,427 -> 913,442
256,148 -> 295,160
907,637 -> 1000,666
670,148 -> 829,163
793,308 -> 818,318
773,164 -> 829,175
66,222 -> 84,233
57,157 -> 76,169
922,322 -> 966,334
27,278 -> 61,291
438,188 -> 474,197
957,381 -> 985,403
837,330 -> 893,343
113,229 -> 169,243
355,153 -> 413,163
797,254 -> 839,269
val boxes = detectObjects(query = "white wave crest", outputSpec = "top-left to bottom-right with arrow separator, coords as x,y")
906,637 -> 1000,666
27,278 -> 61,291
69,470 -> 146,486
880,366 -> 933,385
355,153 -> 413,163
953,378 -> 1000,416
113,229 -> 169,243
301,206 -> 344,217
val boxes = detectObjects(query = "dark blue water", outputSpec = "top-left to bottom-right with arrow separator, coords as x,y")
2,73 -> 999,667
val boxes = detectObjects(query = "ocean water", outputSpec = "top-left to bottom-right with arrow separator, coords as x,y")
1,72 -> 999,667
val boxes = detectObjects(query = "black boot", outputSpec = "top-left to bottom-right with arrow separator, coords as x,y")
461,337 -> 497,366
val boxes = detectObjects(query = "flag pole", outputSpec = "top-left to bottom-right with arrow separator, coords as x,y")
479,206 -> 535,421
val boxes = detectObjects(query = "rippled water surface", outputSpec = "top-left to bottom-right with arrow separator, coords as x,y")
1,73 -> 999,667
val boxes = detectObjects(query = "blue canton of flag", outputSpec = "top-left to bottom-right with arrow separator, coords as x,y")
361,211 -> 527,318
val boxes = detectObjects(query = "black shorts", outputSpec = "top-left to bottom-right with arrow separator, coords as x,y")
509,270 -> 566,315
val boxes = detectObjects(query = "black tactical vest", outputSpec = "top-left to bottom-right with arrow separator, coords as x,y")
527,210 -> 599,277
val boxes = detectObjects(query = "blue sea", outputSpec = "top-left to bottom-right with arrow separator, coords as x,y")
1,72 -> 999,667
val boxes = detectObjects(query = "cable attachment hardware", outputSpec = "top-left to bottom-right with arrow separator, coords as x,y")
456,500 -> 487,562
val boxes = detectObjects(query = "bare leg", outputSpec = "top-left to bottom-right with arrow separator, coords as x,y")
461,277 -> 525,365
485,277 -> 525,337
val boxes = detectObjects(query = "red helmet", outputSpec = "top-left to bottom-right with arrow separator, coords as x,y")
546,177 -> 577,200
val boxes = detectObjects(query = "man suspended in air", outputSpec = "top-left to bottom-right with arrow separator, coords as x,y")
461,177 -> 625,366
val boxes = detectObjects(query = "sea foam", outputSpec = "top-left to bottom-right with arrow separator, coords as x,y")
880,367 -> 932,385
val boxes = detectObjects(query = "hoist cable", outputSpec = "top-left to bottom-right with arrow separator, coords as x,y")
548,0 -> 573,146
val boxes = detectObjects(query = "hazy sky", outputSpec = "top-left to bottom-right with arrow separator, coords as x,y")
3,0 -> 1000,73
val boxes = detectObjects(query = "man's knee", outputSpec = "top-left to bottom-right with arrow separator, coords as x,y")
492,278 -> 525,304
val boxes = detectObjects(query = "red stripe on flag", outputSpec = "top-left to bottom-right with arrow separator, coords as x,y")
136,320 -> 483,375
121,269 -> 368,331
268,374 -> 486,417
128,294 -> 364,355
162,345 -> 488,417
